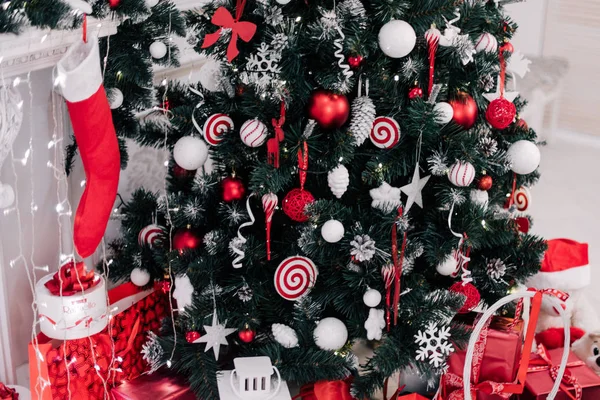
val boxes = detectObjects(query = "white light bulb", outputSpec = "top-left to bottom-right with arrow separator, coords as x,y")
13,77 -> 21,87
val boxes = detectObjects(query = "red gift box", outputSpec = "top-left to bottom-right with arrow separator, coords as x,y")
29,282 -> 170,400
521,345 -> 600,400
110,371 -> 195,400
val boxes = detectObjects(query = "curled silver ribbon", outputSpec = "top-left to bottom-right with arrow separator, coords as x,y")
188,85 -> 205,136
232,193 -> 256,269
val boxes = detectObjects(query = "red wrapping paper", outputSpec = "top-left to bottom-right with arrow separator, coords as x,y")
110,372 -> 195,400
521,348 -> 600,400
447,316 -> 524,388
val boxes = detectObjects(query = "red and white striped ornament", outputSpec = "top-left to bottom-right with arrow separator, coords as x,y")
203,113 -> 234,145
448,161 -> 476,187
274,256 -> 318,301
138,224 -> 165,248
475,32 -> 498,54
262,193 -> 278,260
513,186 -> 531,212
240,119 -> 268,147
370,116 -> 400,149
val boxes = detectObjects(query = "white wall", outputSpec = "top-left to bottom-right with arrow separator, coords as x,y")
0,68 -> 64,382
505,0 -> 547,56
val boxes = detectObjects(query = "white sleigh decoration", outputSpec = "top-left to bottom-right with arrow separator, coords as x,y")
217,357 -> 291,400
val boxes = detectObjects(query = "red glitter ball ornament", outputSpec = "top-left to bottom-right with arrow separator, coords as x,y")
186,331 -> 201,343
221,176 -> 246,202
108,0 -> 120,8
173,227 -> 202,253
450,282 -> 481,314
408,85 -> 423,99
348,55 -> 364,69
478,175 -> 493,191
238,326 -> 256,343
486,98 -> 517,130
282,188 -> 315,222
307,90 -> 350,129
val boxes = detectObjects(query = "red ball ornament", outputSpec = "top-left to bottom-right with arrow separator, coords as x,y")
238,326 -> 256,343
221,176 -> 246,202
186,331 -> 201,343
449,91 -> 478,130
173,164 -> 197,179
408,85 -> 423,99
173,227 -> 202,253
450,282 -> 481,314
478,175 -> 493,191
307,90 -> 350,129
486,98 -> 517,130
516,118 -> 528,130
348,55 -> 364,69
108,0 -> 120,8
282,188 -> 315,222
500,41 -> 514,54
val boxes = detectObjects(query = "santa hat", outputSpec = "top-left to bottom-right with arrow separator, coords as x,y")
527,239 -> 590,291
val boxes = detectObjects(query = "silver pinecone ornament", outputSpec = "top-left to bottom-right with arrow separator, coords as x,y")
328,165 -> 349,198
349,78 -> 376,146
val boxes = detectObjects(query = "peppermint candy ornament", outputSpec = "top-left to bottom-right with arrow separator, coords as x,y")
274,256 -> 318,301
513,186 -> 531,212
475,32 -> 498,54
370,116 -> 400,149
138,224 -> 165,248
240,119 -> 268,147
448,161 -> 475,187
327,165 -> 349,199
203,113 -> 234,146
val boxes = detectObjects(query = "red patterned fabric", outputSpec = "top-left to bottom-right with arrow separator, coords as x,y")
42,289 -> 169,399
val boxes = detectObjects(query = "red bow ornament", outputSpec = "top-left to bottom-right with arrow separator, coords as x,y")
527,344 -> 584,400
44,260 -> 100,296
201,1 -> 257,63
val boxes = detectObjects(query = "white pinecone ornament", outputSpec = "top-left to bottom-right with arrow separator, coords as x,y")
328,165 -> 349,198
349,95 -> 376,146
272,323 -> 299,348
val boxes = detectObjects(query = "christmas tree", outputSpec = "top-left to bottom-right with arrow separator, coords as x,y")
6,0 -> 546,398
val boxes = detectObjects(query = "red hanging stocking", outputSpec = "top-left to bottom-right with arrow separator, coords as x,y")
57,39 -> 120,258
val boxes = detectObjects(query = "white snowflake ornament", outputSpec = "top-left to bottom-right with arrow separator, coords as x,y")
414,322 -> 454,368
173,274 -> 194,311
328,165 -> 349,198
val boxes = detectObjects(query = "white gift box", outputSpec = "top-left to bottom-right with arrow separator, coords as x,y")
217,357 -> 291,400
35,273 -> 108,340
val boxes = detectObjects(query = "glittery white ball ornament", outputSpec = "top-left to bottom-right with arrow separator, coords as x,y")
436,254 -> 458,276
507,140 -> 540,175
108,88 -> 123,109
321,219 -> 344,243
149,41 -> 167,59
272,323 -> 299,348
130,267 -> 151,286
363,288 -> 382,307
198,58 -> 222,92
313,317 -> 348,351
173,136 -> 208,170
448,161 -> 476,187
470,189 -> 489,207
378,20 -> 416,58
433,102 -> 454,124
275,0 -> 291,4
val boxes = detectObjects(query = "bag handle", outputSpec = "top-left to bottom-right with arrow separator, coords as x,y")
230,366 -> 282,400
463,290 -> 571,400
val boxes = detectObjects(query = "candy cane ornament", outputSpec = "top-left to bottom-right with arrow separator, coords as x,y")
262,193 -> 278,260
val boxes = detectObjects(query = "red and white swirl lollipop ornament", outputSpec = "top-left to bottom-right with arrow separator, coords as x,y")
370,116 -> 400,149
240,118 -> 268,147
448,160 -> 475,187
203,113 -> 234,146
138,224 -> 165,248
262,192 -> 278,260
513,186 -> 531,212
424,24 -> 441,98
274,256 -> 318,301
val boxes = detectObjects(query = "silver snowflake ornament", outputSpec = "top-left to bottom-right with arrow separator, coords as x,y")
414,322 -> 454,368
265,7 -> 284,26
350,234 -> 376,262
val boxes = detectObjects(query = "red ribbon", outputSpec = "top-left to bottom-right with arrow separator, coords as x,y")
298,141 -> 308,190
391,207 -> 407,327
268,101 -> 286,168
293,379 -> 355,400
201,0 -> 257,62
44,260 -> 99,296
0,383 -> 18,400
509,288 -> 569,330
527,344 -> 584,400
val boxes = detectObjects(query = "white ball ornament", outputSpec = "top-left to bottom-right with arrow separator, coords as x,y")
149,41 -> 167,59
0,184 -> 15,208
433,102 -> 454,124
448,161 -> 476,187
240,119 -> 268,147
275,0 -> 291,4
378,20 -> 416,58
173,136 -> 208,170
321,219 -> 344,243
145,0 -> 159,7
507,140 -> 540,175
436,253 -> 459,276
363,288 -> 382,308
313,317 -> 348,351
475,32 -> 498,54
470,189 -> 489,208
108,88 -> 123,109
130,267 -> 151,287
